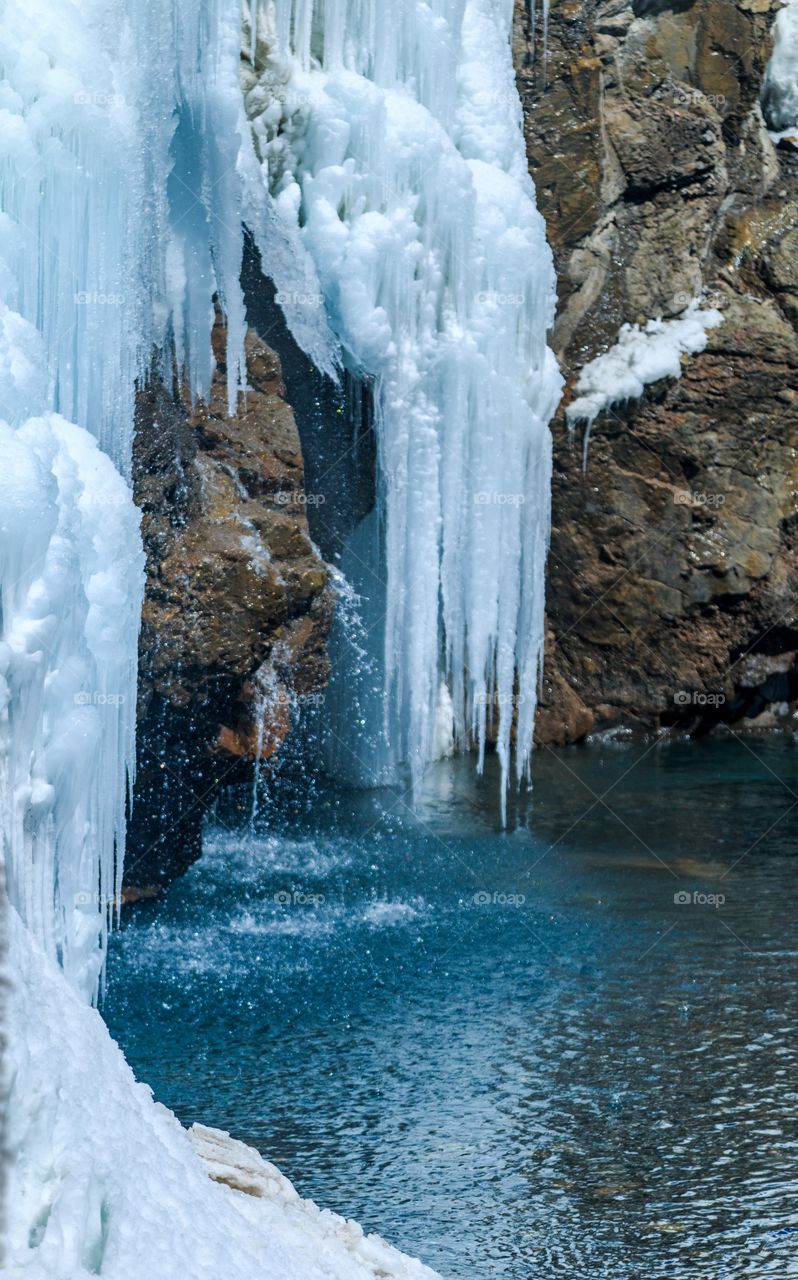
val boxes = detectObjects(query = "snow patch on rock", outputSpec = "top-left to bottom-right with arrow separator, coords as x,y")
566,302 -> 723,466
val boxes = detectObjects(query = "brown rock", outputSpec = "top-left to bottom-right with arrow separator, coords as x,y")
514,0 -> 798,743
126,324 -> 334,890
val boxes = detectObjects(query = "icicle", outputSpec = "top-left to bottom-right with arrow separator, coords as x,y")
248,652 -> 291,827
249,0 -> 562,809
0,0 -> 301,997
527,0 -> 548,82
566,302 -> 723,471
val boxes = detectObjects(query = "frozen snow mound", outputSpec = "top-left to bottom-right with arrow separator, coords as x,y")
246,0 -> 563,810
565,302 -> 723,465
6,909 -> 443,1280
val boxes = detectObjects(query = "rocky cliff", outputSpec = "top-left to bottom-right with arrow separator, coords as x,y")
513,0 -> 798,744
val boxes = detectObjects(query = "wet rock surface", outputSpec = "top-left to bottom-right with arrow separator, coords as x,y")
126,326 -> 333,892
513,0 -> 798,743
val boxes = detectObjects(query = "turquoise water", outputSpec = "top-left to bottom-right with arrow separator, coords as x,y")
105,738 -> 798,1278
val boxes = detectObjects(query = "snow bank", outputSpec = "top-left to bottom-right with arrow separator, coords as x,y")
247,0 -> 562,807
6,908 -> 442,1280
566,302 -> 723,465
763,0 -> 798,138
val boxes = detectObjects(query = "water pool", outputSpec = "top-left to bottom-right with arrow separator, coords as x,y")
105,738 -> 798,1278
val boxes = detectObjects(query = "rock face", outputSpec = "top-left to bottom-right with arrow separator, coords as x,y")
513,0 -> 798,743
125,326 -> 334,893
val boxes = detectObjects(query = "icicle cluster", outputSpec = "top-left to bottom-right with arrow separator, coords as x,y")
246,0 -> 562,809
0,0 -> 315,996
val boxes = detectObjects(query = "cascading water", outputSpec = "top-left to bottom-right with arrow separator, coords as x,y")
246,0 -> 562,812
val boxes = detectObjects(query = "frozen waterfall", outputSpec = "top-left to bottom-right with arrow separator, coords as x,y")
0,0 -> 336,997
4,0 -> 559,1270
246,0 -> 562,808
0,0 -> 252,999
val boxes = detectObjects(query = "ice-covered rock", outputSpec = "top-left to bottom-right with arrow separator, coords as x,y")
763,0 -> 798,137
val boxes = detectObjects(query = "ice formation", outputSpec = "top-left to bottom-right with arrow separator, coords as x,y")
0,0 -> 296,1000
7,909 -> 442,1280
566,302 -> 724,467
0,0 -> 418,1275
4,0 -> 559,1270
245,0 -> 562,804
763,0 -> 798,137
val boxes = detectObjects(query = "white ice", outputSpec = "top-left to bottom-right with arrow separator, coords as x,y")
763,0 -> 798,138
0,1 -> 434,1276
246,0 -> 562,809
